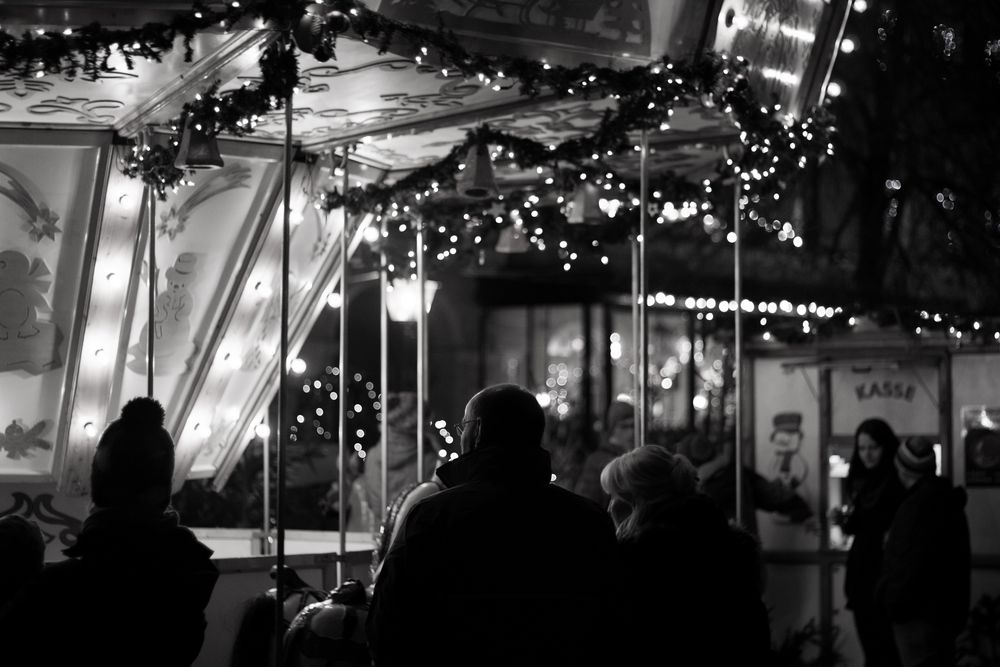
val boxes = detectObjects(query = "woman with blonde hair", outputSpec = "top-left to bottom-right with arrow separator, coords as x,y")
601,445 -> 772,666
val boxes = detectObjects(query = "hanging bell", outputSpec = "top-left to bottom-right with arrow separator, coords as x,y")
494,223 -> 529,253
456,144 -> 498,200
173,117 -> 223,170
566,181 -> 603,224
293,4 -> 327,54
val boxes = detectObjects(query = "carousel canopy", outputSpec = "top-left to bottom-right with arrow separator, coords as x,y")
0,0 -> 845,491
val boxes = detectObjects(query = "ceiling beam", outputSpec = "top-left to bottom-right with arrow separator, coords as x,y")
116,29 -> 276,138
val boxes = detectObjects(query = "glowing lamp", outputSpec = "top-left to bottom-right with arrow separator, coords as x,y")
386,278 -> 438,322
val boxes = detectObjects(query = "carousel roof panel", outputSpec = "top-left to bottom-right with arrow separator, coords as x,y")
0,0 -> 850,489
0,27 -> 269,134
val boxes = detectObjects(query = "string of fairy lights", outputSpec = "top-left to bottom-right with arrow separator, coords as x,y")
3,0 -> 996,345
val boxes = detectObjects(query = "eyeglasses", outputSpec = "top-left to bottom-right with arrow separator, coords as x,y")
453,418 -> 480,436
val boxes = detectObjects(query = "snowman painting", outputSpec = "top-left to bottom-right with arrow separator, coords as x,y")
769,412 -> 809,491
0,250 -> 61,374
127,253 -> 199,375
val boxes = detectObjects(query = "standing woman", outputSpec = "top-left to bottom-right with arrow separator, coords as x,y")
600,445 -> 771,666
844,418 -> 905,667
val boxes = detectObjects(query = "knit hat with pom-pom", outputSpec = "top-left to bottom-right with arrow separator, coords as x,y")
91,397 -> 175,509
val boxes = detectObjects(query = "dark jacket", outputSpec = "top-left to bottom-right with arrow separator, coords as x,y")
877,476 -> 970,630
701,464 -> 813,534
617,493 -> 773,666
2,507 -> 218,667
367,445 -> 618,667
843,471 -> 904,610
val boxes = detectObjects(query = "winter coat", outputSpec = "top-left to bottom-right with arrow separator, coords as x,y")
1,507 -> 218,667
843,471 -> 904,610
877,476 -> 970,631
700,464 -> 813,534
617,493 -> 773,667
367,444 -> 619,667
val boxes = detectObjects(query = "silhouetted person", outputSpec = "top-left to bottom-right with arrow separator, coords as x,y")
367,383 -> 618,667
0,515 -> 44,615
840,419 -> 904,667
3,398 -> 218,667
677,432 -> 813,534
575,398 -> 633,507
878,436 -> 970,667
601,445 -> 772,666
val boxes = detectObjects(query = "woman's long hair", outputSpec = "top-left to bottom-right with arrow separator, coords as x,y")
846,418 -> 900,499
599,445 -> 698,540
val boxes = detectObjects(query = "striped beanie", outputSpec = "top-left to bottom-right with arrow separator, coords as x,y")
896,436 -> 935,475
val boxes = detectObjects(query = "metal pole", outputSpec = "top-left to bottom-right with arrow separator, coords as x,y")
274,94 -> 293,667
637,129 -> 649,448
732,167 -> 744,527
630,235 -> 640,450
337,148 -> 350,585
145,131 -> 156,397
262,411 -> 270,556
416,220 -> 426,480
379,214 -> 389,523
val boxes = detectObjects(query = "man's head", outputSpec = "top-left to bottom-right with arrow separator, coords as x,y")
91,397 -> 175,510
605,399 -> 635,449
770,412 -> 803,452
460,384 -> 545,453
895,436 -> 936,488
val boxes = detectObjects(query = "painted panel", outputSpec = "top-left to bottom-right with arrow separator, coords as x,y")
115,157 -> 280,430
0,147 -> 100,478
0,483 -> 88,562
753,357 -> 820,550
0,32 -> 241,127
180,160 -> 378,481
951,353 -> 1000,555
830,363 -> 940,439
374,0 -> 711,61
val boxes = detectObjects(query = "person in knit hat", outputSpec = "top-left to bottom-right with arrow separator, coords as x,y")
877,436 -> 970,667
1,397 -> 219,667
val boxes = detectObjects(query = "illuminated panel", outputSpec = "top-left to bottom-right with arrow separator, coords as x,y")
111,154 -> 282,436
175,159 -> 380,486
59,160 -> 145,494
0,143 -> 106,484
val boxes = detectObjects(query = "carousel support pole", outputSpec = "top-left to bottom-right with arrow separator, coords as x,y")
379,216 -> 389,523
145,130 -> 156,397
630,235 -> 640,450
274,93 -> 293,667
416,219 -> 426,481
262,410 -> 271,556
632,130 -> 649,447
337,147 -> 351,585
732,167 -> 745,527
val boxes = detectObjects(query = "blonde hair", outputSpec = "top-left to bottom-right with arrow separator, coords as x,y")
600,445 -> 699,540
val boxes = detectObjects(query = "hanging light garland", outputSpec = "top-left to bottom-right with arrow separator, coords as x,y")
0,0 -> 834,203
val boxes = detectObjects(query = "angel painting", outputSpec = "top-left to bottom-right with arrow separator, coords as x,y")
0,251 -> 61,374
158,163 -> 252,240
0,419 -> 52,460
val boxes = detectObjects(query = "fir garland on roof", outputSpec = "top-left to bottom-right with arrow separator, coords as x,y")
0,0 -> 834,206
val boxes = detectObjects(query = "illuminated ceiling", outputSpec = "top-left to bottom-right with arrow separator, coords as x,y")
0,0 -> 846,490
